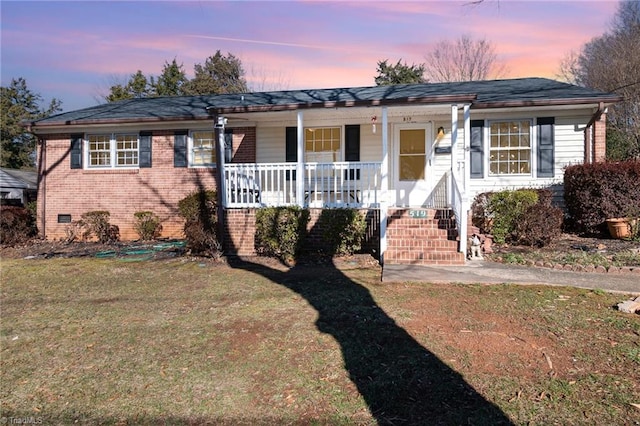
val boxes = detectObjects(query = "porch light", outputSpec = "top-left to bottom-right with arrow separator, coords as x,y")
371,116 -> 377,134
437,126 -> 446,141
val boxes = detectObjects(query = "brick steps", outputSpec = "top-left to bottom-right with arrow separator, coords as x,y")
385,208 -> 465,265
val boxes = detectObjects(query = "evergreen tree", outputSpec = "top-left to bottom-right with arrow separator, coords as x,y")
374,59 -> 427,86
155,58 -> 188,96
105,70 -> 154,102
1,78 -> 61,169
184,50 -> 249,95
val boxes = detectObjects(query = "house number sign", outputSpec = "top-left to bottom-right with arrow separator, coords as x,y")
409,209 -> 427,218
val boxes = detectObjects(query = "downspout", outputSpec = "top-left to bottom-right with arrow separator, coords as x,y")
585,102 -> 606,163
37,135 -> 46,238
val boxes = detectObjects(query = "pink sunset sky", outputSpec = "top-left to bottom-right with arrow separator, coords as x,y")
1,0 -> 619,112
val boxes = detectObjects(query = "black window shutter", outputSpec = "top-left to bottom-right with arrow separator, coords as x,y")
344,124 -> 360,180
174,130 -> 188,168
285,126 -> 297,180
224,129 -> 233,163
285,127 -> 297,162
139,131 -> 152,168
537,117 -> 555,178
70,134 -> 83,169
470,120 -> 484,179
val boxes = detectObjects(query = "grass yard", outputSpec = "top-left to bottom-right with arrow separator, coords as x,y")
1,256 -> 639,425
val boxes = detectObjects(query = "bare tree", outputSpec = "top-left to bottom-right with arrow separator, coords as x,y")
557,51 -> 580,85
568,0 -> 640,159
246,64 -> 292,92
423,35 -> 507,82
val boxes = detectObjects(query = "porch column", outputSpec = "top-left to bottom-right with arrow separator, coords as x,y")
450,104 -> 459,179
214,115 -> 227,249
215,116 -> 228,207
380,106 -> 389,264
463,104 -> 471,193
296,111 -> 305,207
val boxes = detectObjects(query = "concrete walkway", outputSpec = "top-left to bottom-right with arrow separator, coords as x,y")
382,260 -> 640,295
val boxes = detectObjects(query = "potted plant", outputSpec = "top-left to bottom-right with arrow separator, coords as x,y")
606,206 -> 639,239
606,217 -> 632,239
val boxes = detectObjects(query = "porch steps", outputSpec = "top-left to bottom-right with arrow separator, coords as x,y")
385,208 -> 466,265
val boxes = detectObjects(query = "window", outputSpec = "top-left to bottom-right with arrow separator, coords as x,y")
304,127 -> 341,162
87,133 -> 139,168
186,130 -> 233,167
489,120 -> 531,175
399,128 -> 426,180
191,131 -> 216,166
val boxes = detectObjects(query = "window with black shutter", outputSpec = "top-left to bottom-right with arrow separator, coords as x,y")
139,131 -> 152,168
470,120 -> 484,179
537,117 -> 555,178
174,131 -> 188,168
70,134 -> 83,169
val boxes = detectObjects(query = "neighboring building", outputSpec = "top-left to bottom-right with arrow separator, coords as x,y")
26,78 -> 620,264
0,168 -> 37,207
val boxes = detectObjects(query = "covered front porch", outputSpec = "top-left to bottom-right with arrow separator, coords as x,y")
215,103 -> 474,261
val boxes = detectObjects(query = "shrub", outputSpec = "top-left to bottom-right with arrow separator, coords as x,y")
471,192 -> 492,234
81,211 -> 120,243
255,206 -> 310,264
64,220 -> 84,243
514,203 -> 564,247
485,189 -> 539,244
0,206 -> 37,245
472,188 -> 563,247
177,190 -> 220,256
133,211 -> 162,241
319,208 -> 367,256
564,160 -> 640,235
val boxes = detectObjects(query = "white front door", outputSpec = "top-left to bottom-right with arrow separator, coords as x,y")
394,123 -> 432,207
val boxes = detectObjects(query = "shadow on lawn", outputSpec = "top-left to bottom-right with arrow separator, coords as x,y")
227,256 -> 514,425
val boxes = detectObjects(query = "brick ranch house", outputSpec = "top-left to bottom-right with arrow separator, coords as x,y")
27,78 -> 620,265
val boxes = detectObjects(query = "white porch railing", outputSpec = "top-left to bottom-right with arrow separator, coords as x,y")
224,162 -> 382,208
450,170 -> 468,255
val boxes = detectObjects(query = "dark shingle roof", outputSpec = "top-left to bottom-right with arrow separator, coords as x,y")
30,78 -> 621,127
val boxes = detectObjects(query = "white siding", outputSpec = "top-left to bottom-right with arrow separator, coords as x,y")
251,108 -> 593,206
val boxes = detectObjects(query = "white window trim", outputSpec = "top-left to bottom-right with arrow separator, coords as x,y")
303,125 -> 344,163
485,119 -> 537,178
84,133 -> 140,169
188,130 -> 217,168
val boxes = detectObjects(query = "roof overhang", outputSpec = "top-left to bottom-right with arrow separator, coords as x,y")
472,95 -> 623,109
205,94 -> 478,115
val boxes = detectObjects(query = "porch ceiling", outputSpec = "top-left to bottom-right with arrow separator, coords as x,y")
225,104 -> 455,124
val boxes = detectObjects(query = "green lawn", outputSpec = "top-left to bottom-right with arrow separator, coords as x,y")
1,257 -> 638,425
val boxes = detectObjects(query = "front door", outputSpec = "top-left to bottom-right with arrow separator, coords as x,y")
394,123 -> 432,207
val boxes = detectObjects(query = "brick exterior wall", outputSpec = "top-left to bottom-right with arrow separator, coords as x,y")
593,112 -> 607,162
37,127 -> 256,241
223,208 -> 380,258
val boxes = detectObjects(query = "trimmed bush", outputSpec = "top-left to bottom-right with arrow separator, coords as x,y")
471,192 -> 492,234
472,188 -> 562,247
486,189 -> 539,244
564,160 -> 640,235
255,206 -> 310,264
177,190 -> 220,256
0,206 -> 37,245
81,211 -> 120,243
133,211 -> 162,241
514,203 -> 564,247
319,208 -> 367,256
